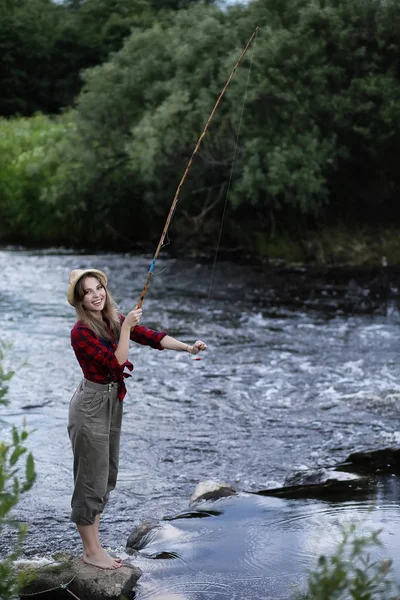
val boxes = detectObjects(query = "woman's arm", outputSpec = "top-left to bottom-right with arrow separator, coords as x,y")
160,335 -> 207,355
115,309 -> 143,364
118,308 -> 206,358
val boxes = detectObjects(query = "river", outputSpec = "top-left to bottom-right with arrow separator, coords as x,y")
1,248 -> 400,598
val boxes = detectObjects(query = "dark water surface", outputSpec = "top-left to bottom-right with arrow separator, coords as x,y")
1,248 -> 400,598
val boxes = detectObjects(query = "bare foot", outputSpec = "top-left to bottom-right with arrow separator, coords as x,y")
82,548 -> 122,569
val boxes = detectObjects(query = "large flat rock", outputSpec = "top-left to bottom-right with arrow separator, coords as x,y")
20,556 -> 141,600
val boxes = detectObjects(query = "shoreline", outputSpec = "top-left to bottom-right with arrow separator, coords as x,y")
2,226 -> 400,268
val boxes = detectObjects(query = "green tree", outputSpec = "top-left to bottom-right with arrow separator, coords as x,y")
0,0 -> 216,116
2,0 -> 400,254
41,3 -> 241,248
44,0 -> 400,250
0,0 -> 61,115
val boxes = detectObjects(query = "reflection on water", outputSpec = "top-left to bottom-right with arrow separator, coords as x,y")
1,249 -> 400,598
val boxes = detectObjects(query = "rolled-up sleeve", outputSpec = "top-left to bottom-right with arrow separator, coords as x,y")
71,324 -> 128,378
121,317 -> 167,350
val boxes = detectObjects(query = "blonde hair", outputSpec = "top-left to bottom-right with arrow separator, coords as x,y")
74,273 -> 121,341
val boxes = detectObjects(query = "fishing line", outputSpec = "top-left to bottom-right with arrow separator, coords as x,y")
152,232 -> 171,276
152,266 -> 168,276
160,230 -> 171,252
207,28 -> 259,302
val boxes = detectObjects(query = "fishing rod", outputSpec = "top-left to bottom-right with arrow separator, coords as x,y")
136,26 -> 259,310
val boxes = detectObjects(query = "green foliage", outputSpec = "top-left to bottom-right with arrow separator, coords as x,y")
0,0 -> 216,116
0,344 -> 36,599
0,113 -> 75,244
0,0 -> 61,115
300,523 -> 399,600
2,0 -> 400,255
38,0 -> 400,251
40,4 -> 246,248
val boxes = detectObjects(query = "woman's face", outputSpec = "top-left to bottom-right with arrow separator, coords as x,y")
81,276 -> 107,315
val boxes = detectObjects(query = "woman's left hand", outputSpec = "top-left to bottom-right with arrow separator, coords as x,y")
187,340 -> 207,354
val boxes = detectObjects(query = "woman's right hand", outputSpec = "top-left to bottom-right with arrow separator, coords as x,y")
123,308 -> 142,329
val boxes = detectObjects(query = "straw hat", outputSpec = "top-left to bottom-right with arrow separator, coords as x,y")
67,268 -> 107,306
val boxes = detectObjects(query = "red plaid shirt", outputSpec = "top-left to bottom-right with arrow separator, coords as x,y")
71,315 -> 167,401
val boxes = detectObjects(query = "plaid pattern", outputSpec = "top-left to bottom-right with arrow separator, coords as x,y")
71,315 -> 167,401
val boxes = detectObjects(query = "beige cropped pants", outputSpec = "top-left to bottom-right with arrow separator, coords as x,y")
67,378 -> 122,526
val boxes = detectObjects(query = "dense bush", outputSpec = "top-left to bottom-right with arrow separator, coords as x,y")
1,0 -> 400,256
43,0 -> 400,250
0,114 -> 74,245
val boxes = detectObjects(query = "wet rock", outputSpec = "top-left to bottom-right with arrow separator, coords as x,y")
126,519 -> 159,553
189,480 -> 237,505
164,507 -> 224,520
284,467 -> 360,487
19,556 -> 141,600
250,448 -> 400,501
255,469 -> 370,500
337,446 -> 400,474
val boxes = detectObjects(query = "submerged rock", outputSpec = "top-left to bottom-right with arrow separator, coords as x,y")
19,556 -> 141,600
251,466 -> 370,500
248,447 -> 400,501
255,475 -> 370,500
126,519 -> 159,553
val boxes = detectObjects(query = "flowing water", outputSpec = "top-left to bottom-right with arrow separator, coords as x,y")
1,248 -> 400,598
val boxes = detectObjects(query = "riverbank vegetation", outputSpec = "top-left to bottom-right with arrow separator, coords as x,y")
301,524 -> 399,600
0,344 -> 36,599
1,0 -> 400,265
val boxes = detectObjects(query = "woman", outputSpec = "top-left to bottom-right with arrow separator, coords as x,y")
67,268 -> 207,569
